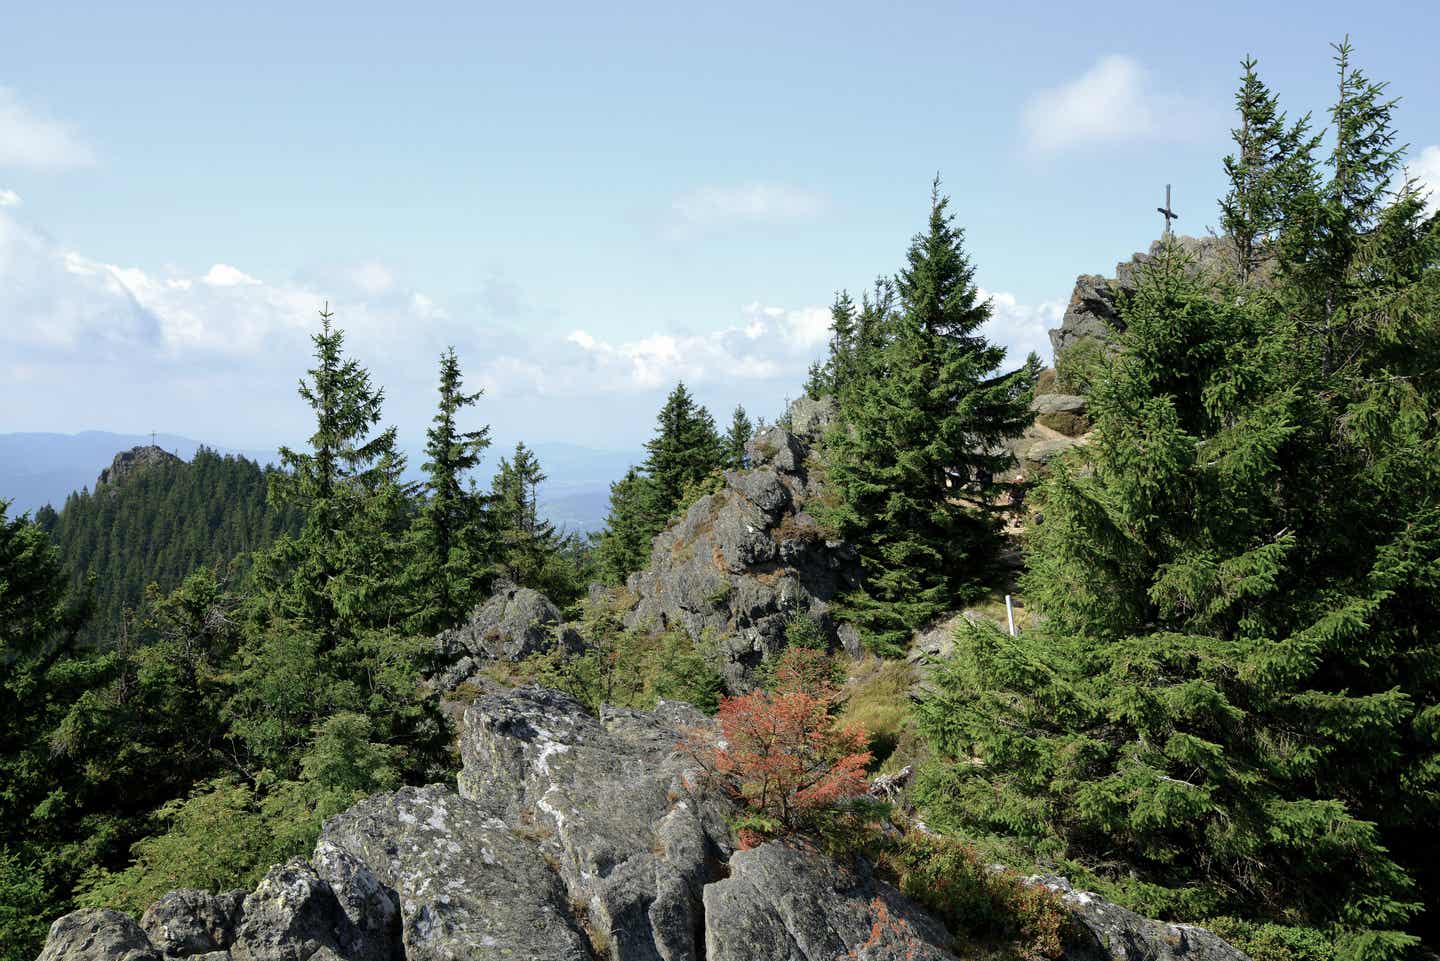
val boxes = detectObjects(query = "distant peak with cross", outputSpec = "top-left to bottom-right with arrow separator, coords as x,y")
1157,184 -> 1179,236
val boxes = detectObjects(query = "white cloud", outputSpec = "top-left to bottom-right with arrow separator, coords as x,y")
1022,55 -> 1206,154
0,189 -> 20,207
202,263 -> 262,287
0,210 -> 466,366
1411,145 -> 1440,217
979,289 -> 1066,365
555,302 -> 835,394
0,202 -> 1066,449
670,183 -> 828,231
0,88 -> 95,169
350,260 -> 396,296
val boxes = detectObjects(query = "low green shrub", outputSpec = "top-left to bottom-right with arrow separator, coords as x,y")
1203,918 -> 1338,961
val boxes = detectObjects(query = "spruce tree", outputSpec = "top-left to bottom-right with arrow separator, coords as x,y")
915,48 -> 1440,954
254,305 -> 409,644
407,347 -> 491,632
596,467 -> 660,584
803,292 -> 859,398
1219,56 -> 1317,282
489,442 -> 558,590
643,382 -> 723,519
723,405 -> 754,470
594,384 -> 725,584
823,181 -> 1039,652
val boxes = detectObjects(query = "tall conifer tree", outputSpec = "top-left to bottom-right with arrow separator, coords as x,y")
254,305 -> 410,644
407,347 -> 491,632
595,467 -> 658,584
643,382 -> 723,518
824,181 -> 1039,652
1220,57 -> 1317,282
723,405 -> 754,470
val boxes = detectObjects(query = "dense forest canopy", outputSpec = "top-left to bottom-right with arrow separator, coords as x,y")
34,448 -> 304,647
2,41 -> 1438,961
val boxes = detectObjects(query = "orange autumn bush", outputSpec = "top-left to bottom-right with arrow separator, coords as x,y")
687,647 -> 871,843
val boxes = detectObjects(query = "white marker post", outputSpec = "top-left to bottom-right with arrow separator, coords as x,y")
1005,595 -> 1016,636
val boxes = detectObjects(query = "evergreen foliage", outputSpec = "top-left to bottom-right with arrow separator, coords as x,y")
405,347 -> 492,634
4,42 -> 1439,961
820,181 -> 1039,652
643,382 -> 724,517
595,382 -> 726,583
487,442 -> 591,604
595,466 -> 657,585
252,305 -> 413,643
914,47 -> 1440,958
723,404 -> 754,470
1220,56 -> 1318,282
39,449 -> 302,647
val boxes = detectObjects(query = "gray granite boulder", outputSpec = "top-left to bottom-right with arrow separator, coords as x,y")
431,580 -> 585,690
1030,393 -> 1088,416
1049,235 -> 1239,362
1033,876 -> 1251,961
140,890 -> 244,958
37,911 -> 160,961
321,785 -> 590,961
229,860 -> 357,961
787,394 -> 839,439
703,840 -> 960,961
459,685 -> 732,961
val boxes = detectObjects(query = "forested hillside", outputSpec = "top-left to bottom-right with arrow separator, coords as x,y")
34,448 -> 304,646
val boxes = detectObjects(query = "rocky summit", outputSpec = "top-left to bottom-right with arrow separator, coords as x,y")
94,446 -> 183,489
1048,234 -> 1240,359
625,395 -> 863,689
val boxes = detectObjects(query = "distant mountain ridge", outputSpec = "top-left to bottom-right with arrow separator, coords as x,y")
0,431 -> 636,532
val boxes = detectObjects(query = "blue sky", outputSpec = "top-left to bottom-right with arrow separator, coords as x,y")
2,0 -> 1437,452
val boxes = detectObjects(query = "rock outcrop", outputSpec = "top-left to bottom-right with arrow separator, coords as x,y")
95,446 -> 182,489
431,579 -> 583,690
38,688 -> 731,961
1048,235 -> 1238,360
37,910 -> 159,961
704,840 -> 960,961
1008,239 -> 1245,479
625,396 -> 862,689
1034,876 -> 1251,961
36,685 -> 1251,961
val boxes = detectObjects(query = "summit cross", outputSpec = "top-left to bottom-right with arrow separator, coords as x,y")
1157,184 -> 1179,236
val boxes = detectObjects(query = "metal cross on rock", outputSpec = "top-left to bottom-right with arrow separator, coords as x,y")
1157,184 -> 1179,236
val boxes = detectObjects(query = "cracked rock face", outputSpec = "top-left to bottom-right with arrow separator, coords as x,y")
38,910 -> 161,961
429,579 -> 586,692
626,398 -> 861,690
321,786 -> 590,961
703,840 -> 960,961
141,890 -> 244,959
459,686 -> 732,961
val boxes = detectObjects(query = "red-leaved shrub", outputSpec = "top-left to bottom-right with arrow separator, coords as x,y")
688,681 -> 870,835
